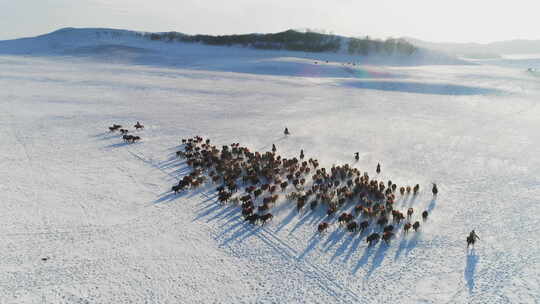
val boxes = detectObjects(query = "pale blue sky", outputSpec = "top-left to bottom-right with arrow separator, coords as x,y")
1,0 -> 539,42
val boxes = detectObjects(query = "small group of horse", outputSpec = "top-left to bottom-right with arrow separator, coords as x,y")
317,206 -> 427,246
108,122 -> 144,144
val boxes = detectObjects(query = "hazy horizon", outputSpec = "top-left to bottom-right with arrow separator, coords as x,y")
2,0 -> 540,43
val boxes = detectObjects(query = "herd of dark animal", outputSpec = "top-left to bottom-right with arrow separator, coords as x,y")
108,121 -> 144,143
173,135 -> 441,247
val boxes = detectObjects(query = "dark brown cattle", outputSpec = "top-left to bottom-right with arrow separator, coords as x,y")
413,221 -> 420,232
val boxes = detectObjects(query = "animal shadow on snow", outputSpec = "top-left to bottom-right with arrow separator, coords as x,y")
465,249 -> 479,294
104,141 -> 141,149
394,232 -> 420,260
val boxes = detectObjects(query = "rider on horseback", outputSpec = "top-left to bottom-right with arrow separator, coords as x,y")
469,230 -> 480,241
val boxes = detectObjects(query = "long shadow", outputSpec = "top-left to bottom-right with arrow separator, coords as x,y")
465,250 -> 479,294
427,197 -> 438,212
153,191 -> 189,204
274,207 -> 299,233
353,244 -> 375,275
203,204 -> 238,223
299,234 -> 323,260
394,234 -> 409,260
92,132 -> 120,141
330,233 -> 355,262
104,141 -> 141,149
405,232 -> 421,256
343,233 -> 363,263
289,209 -> 321,234
341,80 -> 504,95
220,222 -> 258,246
366,242 -> 391,278
323,227 -> 347,252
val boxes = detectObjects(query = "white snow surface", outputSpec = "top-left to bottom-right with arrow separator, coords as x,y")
1,29 -> 539,303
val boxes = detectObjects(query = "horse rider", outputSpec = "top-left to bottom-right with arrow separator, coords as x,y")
469,230 -> 480,242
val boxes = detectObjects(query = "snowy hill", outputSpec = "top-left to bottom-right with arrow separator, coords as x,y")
1,28 -> 539,303
0,28 -> 468,71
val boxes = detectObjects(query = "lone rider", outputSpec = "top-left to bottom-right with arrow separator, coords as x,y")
469,230 -> 480,241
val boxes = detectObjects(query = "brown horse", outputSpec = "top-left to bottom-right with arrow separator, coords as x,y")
366,233 -> 380,246
259,213 -> 273,225
404,222 -> 412,234
407,208 -> 414,219
382,231 -> 394,244
318,222 -> 329,233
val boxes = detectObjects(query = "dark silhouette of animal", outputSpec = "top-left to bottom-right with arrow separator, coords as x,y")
172,184 -> 184,194
383,225 -> 394,233
134,121 -> 144,130
318,222 -> 329,233
404,222 -> 412,234
284,127 -> 290,135
382,231 -> 394,244
407,208 -> 414,219
359,221 -> 369,233
259,213 -> 273,225
413,184 -> 420,195
347,221 -> 358,232
366,233 -> 380,246
300,149 -> 304,160
245,214 -> 259,225
108,124 -> 122,132
354,152 -> 359,161
432,183 -> 438,195
376,163 -> 381,174
272,144 -> 276,153
412,221 -> 420,232
338,213 -> 353,225
422,211 -> 428,221
242,207 -> 253,217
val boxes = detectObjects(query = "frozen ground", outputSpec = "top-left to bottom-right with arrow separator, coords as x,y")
1,29 -> 539,303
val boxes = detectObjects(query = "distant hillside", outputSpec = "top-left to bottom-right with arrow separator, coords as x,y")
140,30 -> 418,56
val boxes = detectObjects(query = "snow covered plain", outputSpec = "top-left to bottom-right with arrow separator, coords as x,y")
1,29 -> 539,303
